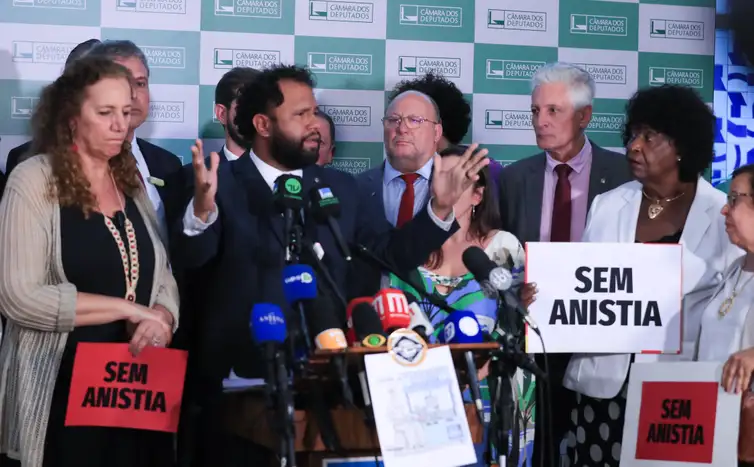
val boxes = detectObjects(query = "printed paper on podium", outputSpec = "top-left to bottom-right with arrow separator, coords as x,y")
525,242 -> 683,354
364,343 -> 476,467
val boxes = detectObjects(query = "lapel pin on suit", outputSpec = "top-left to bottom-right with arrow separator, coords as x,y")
147,176 -> 165,187
600,178 -> 606,184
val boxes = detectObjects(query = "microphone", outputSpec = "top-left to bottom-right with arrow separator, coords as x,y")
273,174 -> 305,262
309,184 -> 352,261
443,310 -> 485,424
346,297 -> 374,345
462,246 -> 513,296
372,288 -> 411,333
462,246 -> 540,336
282,264 -> 318,360
250,303 -> 287,394
308,293 -> 354,406
351,243 -> 457,315
351,302 -> 386,348
300,238 -> 348,309
407,302 -> 435,342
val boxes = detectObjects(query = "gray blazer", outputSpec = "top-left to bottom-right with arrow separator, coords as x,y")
498,142 -> 633,244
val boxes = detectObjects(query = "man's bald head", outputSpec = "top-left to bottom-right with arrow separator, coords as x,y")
383,89 -> 443,173
387,90 -> 441,122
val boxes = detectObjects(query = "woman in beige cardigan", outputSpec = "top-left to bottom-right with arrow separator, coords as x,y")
0,57 -> 179,467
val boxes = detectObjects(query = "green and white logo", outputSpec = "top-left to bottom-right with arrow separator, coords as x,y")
573,64 -> 627,85
10,97 -> 39,120
398,56 -> 461,78
319,105 -> 371,126
214,0 -> 282,18
399,4 -> 461,28
148,101 -> 185,123
213,48 -> 281,70
285,177 -> 302,194
487,9 -> 547,32
12,0 -> 85,9
486,60 -> 544,81
328,157 -> 371,174
570,14 -> 628,37
650,19 -> 704,41
142,46 -> 186,69
12,41 -> 74,64
649,67 -> 703,88
587,113 -> 624,133
484,110 -> 532,130
116,0 -> 186,14
307,52 -> 372,75
309,0 -> 373,23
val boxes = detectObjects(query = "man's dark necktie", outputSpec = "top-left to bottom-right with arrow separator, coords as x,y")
397,173 -> 420,228
550,164 -> 573,242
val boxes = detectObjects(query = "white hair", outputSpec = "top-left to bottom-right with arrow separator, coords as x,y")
531,62 -> 596,109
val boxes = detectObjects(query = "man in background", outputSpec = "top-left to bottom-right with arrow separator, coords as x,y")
388,73 -> 503,188
87,40 -> 183,234
314,110 -> 336,166
214,66 -> 259,162
498,62 -> 632,467
4,38 -> 101,176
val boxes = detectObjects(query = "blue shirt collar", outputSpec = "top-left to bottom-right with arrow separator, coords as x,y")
383,155 -> 435,185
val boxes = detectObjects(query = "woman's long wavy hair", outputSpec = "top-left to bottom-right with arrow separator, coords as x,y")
30,56 -> 142,216
425,145 -> 502,270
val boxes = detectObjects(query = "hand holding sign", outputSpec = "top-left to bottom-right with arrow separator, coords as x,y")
122,302 -> 171,357
520,283 -> 537,308
722,347 -> 754,394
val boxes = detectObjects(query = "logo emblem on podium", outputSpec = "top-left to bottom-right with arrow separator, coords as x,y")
386,329 -> 427,367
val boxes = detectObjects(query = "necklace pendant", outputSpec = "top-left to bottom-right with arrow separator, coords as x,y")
648,203 -> 664,220
719,297 -> 734,318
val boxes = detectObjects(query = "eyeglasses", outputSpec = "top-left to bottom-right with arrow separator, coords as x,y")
727,191 -> 754,208
381,115 -> 439,129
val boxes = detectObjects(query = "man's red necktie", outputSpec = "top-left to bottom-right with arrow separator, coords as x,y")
396,173 -> 420,228
550,164 -> 573,242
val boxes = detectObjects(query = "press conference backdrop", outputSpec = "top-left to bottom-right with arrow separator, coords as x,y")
0,0 -> 717,177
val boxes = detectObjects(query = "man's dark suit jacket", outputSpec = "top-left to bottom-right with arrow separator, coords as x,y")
498,143 -> 632,244
172,154 -> 456,385
497,141 -> 632,466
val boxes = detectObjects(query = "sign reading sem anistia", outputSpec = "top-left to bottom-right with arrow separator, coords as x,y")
524,242 -> 682,354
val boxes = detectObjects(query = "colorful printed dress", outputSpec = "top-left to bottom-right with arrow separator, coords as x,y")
386,231 -> 535,467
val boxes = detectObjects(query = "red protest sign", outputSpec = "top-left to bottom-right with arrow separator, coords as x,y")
65,343 -> 188,433
635,381 -> 718,463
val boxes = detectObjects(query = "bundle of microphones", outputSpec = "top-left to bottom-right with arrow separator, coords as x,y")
246,172 -> 548,466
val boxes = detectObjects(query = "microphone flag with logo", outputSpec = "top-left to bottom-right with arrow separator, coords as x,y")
372,288 -> 411,332
283,264 -> 317,303
351,303 -> 386,348
272,174 -> 304,211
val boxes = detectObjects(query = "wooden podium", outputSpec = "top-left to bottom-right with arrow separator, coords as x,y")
224,344 -> 498,467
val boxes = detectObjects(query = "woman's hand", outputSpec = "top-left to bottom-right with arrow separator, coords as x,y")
122,302 -> 172,357
722,347 -> 754,394
520,282 -> 538,308
191,139 -> 220,222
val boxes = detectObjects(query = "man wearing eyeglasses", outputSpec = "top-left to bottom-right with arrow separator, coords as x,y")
359,90 -> 442,227
351,90 -> 442,297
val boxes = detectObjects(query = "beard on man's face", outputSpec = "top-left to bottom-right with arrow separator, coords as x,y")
269,125 -> 320,170
227,122 -> 248,150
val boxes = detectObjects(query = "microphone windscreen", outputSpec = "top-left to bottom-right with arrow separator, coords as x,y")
351,303 -> 384,341
373,288 -> 411,331
443,310 -> 484,344
346,297 -> 375,344
306,291 -> 342,337
462,246 -> 495,282
250,303 -> 287,344
282,264 -> 317,303
314,328 -> 348,350
272,174 -> 304,210
309,184 -> 342,221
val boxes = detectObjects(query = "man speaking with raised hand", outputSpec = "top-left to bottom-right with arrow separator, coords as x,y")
172,64 -> 489,466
